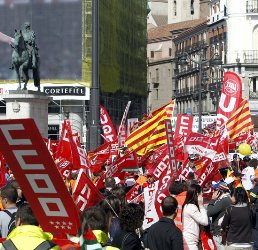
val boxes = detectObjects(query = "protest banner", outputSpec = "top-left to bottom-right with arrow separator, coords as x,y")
0,119 -> 80,235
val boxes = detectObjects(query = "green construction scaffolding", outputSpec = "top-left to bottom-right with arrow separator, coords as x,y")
82,0 -> 147,96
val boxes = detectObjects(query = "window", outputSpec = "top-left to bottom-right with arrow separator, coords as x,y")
173,0 -> 177,16
253,78 -> 257,92
155,68 -> 159,83
151,51 -> 154,58
169,48 -> 172,56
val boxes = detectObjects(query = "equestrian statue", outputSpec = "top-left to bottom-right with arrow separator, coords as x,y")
10,22 -> 40,91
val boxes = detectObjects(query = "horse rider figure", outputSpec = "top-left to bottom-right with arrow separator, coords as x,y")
21,22 -> 38,69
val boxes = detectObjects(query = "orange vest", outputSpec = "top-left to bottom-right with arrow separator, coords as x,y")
175,191 -> 187,231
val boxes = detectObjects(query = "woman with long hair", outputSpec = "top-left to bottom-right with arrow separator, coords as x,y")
182,183 -> 209,250
221,187 -> 253,249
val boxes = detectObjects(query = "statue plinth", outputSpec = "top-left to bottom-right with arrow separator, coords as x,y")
2,91 -> 52,138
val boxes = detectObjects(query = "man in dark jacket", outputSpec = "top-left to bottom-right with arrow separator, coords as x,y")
146,196 -> 183,250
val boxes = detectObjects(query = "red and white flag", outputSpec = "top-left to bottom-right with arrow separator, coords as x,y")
0,119 -> 80,235
217,71 -> 243,128
73,169 -> 104,212
174,114 -> 193,140
100,105 -> 117,143
184,133 -> 219,160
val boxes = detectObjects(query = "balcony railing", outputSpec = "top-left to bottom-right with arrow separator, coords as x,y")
250,91 -> 258,99
243,50 -> 258,63
246,0 -> 258,13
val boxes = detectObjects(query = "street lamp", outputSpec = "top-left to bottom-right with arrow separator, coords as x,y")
178,51 -> 222,133
88,0 -> 101,151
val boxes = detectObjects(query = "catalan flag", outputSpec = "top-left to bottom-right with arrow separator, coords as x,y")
226,99 -> 254,140
125,101 -> 175,155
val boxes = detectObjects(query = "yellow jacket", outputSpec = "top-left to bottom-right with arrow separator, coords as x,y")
0,225 -> 59,250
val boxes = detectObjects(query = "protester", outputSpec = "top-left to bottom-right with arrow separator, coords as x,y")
207,181 -> 232,249
146,196 -> 183,250
100,195 -> 122,244
242,158 -> 256,191
169,180 -> 187,231
7,180 -> 27,208
111,186 -> 127,206
101,177 -> 116,197
221,187 -> 253,249
83,206 -> 109,247
0,185 -> 18,238
182,183 -> 209,250
0,203 -> 58,250
110,203 -> 144,250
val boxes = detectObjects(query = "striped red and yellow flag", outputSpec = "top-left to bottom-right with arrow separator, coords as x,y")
226,98 -> 254,139
125,101 -> 175,155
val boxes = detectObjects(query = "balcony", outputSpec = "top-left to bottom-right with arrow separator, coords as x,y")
250,91 -> 258,99
243,50 -> 258,63
246,0 -> 258,13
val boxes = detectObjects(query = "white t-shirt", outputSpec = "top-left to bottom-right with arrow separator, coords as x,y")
0,207 -> 18,238
241,166 -> 255,191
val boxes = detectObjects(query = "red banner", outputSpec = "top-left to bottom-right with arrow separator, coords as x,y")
217,71 -> 243,128
0,119 -> 80,235
174,114 -> 193,140
100,105 -> 117,143
73,169 -> 104,212
165,119 -> 177,177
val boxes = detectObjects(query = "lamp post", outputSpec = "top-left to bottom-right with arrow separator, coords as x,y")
88,0 -> 101,151
178,51 -> 222,133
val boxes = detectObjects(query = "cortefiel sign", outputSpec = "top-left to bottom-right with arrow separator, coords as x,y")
43,86 -> 85,96
0,119 -> 80,235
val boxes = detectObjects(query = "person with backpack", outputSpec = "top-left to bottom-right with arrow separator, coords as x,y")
0,203 -> 58,250
0,185 -> 18,238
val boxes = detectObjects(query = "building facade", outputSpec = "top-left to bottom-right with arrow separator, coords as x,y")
147,19 -> 207,112
173,0 -> 258,131
168,0 -> 209,24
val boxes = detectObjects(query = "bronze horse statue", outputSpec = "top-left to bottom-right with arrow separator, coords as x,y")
11,29 -> 40,91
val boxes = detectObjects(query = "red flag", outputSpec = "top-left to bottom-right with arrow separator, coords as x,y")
126,184 -> 141,203
55,120 -> 72,162
174,114 -> 193,140
217,71 -> 243,128
88,142 -> 111,173
55,158 -> 73,178
0,119 -> 80,235
145,146 -> 169,180
174,135 -> 185,162
100,105 -> 117,143
73,169 -> 104,212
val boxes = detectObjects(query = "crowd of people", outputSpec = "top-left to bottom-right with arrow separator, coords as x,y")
0,152 -> 258,250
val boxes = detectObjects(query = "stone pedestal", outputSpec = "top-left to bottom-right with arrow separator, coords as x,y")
2,90 -> 52,138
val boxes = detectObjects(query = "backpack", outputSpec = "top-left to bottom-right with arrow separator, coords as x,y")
3,210 -> 17,236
